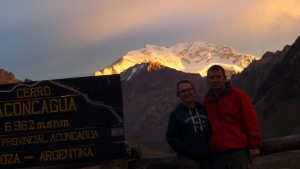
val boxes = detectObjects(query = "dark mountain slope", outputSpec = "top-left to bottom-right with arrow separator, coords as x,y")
231,45 -> 290,99
253,36 -> 300,138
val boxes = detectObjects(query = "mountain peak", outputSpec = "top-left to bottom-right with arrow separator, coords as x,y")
94,42 -> 260,77
147,61 -> 165,72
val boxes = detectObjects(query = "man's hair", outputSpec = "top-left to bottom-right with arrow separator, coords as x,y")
207,65 -> 226,77
176,80 -> 195,94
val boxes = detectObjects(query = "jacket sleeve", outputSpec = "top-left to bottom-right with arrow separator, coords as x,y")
240,91 -> 262,148
166,112 -> 194,157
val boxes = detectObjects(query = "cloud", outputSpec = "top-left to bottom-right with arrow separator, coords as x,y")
26,0 -> 186,44
223,0 -> 300,39
166,0 -> 300,55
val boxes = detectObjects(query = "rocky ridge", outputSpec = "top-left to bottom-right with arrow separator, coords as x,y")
0,69 -> 21,84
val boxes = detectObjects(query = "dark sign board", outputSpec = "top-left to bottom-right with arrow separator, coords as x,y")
0,75 -> 126,168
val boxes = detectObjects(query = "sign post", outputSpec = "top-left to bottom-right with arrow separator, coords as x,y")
0,75 -> 126,168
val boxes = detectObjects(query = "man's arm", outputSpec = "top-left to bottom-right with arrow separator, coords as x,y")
240,91 -> 262,149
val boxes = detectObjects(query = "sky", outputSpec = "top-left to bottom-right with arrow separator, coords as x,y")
1,0 -> 300,81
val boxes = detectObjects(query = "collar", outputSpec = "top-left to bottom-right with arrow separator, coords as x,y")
206,82 -> 232,101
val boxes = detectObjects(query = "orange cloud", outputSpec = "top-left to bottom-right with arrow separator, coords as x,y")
232,0 -> 300,38
56,0 -> 188,46
15,0 -> 299,55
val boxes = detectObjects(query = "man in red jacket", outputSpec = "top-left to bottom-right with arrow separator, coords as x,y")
204,65 -> 262,169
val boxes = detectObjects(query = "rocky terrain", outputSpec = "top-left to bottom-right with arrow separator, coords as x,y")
0,69 -> 21,84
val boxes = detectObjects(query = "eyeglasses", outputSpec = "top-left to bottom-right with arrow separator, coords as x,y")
178,88 -> 194,95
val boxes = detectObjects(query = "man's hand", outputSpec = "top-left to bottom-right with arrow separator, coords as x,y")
249,148 -> 260,159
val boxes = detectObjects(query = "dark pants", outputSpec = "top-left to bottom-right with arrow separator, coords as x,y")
213,149 -> 254,169
178,156 -> 212,169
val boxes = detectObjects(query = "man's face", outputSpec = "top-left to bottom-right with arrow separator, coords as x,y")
207,70 -> 227,91
177,83 -> 195,104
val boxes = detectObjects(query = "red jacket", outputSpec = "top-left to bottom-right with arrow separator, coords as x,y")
204,83 -> 262,153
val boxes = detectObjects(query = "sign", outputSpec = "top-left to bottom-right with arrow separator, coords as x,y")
0,75 -> 126,168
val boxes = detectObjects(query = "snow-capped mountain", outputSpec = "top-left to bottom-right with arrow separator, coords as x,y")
94,42 -> 260,77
